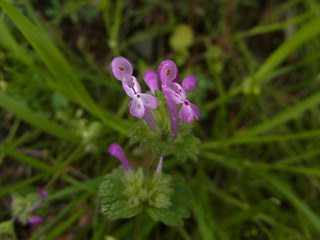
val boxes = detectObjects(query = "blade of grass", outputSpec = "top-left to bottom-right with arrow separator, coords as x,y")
0,0 -> 130,135
234,11 -> 313,40
253,16 -> 320,85
28,196 -> 86,240
0,91 -> 80,143
0,173 -> 45,198
236,90 -> 320,136
258,171 -> 320,234
0,145 -> 55,173
202,129 -> 320,148
44,206 -> 89,240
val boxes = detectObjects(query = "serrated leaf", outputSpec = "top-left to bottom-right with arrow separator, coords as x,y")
174,135 -> 200,161
146,176 -> 193,227
99,168 -> 143,219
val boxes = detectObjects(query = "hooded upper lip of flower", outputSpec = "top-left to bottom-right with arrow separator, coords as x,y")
111,57 -> 134,87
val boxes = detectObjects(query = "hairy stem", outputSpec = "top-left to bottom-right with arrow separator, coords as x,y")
167,102 -> 179,138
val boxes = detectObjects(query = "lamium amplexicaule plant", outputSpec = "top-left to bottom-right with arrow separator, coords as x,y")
0,189 -> 48,240
98,57 -> 200,236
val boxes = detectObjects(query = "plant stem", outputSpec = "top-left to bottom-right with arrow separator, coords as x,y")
147,155 -> 161,183
131,213 -> 142,240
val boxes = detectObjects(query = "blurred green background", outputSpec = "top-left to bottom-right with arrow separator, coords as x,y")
1,0 -> 320,239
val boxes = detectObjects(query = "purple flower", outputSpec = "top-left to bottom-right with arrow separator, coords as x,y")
37,189 -> 48,199
31,189 -> 48,211
122,76 -> 157,119
158,60 -> 178,85
29,216 -> 43,225
162,83 -> 199,123
108,143 -> 130,172
111,57 -> 134,87
159,60 -> 199,125
182,75 -> 197,91
143,70 -> 159,94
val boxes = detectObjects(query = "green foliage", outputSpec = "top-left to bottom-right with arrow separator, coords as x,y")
0,221 -> 17,240
99,168 -> 143,219
99,167 -> 192,226
11,193 -> 41,225
146,176 -> 193,227
129,91 -> 200,161
1,0 -> 320,239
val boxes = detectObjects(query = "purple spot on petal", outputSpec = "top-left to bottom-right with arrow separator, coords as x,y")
137,94 -> 140,98
184,100 -> 189,105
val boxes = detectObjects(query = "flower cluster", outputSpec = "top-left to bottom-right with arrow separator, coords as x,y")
99,57 -> 197,227
11,189 -> 48,225
110,57 -> 199,136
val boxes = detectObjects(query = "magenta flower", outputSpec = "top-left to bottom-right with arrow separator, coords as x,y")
162,83 -> 199,123
31,189 -> 48,211
111,57 -> 134,87
122,76 -> 157,119
29,215 -> 43,225
143,70 -> 159,94
158,60 -> 200,138
110,57 -> 158,131
108,143 -> 130,172
11,189 -> 48,225
182,75 -> 197,91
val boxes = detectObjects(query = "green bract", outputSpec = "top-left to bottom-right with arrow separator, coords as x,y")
99,167 -> 192,227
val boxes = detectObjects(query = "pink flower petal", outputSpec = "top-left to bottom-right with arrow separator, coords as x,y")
110,57 -> 133,86
108,143 -> 130,171
182,75 -> 197,91
162,84 -> 183,105
172,73 -> 179,83
179,100 -> 200,123
190,102 -> 200,120
140,93 -> 157,110
29,216 -> 43,225
122,76 -> 140,98
129,98 -> 145,119
158,60 -> 178,85
143,70 -> 159,94
169,83 -> 187,99
37,189 -> 48,199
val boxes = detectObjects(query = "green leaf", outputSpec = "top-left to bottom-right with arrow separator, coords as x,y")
0,221 -> 17,240
146,176 -> 192,227
99,168 -> 143,219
